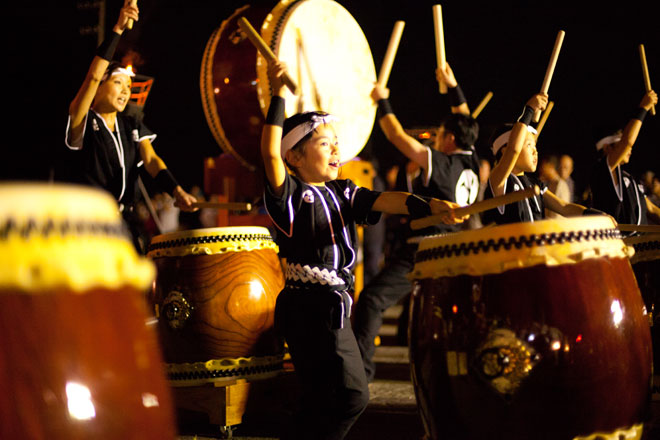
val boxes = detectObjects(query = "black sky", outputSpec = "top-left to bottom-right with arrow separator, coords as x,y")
6,1 -> 659,198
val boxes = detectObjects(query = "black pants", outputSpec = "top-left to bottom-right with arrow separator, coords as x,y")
275,288 -> 369,440
353,247 -> 415,382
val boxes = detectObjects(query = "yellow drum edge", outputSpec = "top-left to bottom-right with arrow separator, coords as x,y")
572,423 -> 643,440
624,233 -> 660,265
411,216 -> 633,280
0,183 -> 155,292
147,226 -> 279,258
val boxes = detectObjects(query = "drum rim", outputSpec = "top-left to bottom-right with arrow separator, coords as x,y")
411,216 -> 631,279
147,226 -> 277,257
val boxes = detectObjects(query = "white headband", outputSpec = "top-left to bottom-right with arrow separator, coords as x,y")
101,67 -> 135,82
491,125 -> 537,155
596,134 -> 622,151
281,114 -> 338,158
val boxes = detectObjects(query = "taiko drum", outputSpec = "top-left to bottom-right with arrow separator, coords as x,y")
200,0 -> 376,171
147,227 -> 285,384
409,216 -> 652,440
0,183 -> 176,440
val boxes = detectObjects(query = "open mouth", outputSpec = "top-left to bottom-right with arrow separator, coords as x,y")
329,160 -> 339,168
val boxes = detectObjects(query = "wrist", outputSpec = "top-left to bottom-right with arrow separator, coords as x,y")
377,98 -> 394,119
633,107 -> 648,122
517,105 -> 535,126
266,96 -> 285,127
448,84 -> 466,107
96,31 -> 122,61
155,169 -> 179,196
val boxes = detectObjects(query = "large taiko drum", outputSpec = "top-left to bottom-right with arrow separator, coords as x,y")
625,233 -> 660,377
409,216 -> 652,440
200,0 -> 376,171
0,183 -> 176,439
147,227 -> 285,385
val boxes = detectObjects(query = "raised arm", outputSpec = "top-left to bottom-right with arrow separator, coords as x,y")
371,85 -> 429,168
261,61 -> 289,197
606,90 -> 657,170
68,1 -> 139,142
435,63 -> 469,115
489,93 -> 548,196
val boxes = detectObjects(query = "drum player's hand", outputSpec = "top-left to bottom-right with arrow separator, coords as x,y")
430,199 -> 468,224
113,0 -> 139,34
267,61 -> 288,97
640,89 -> 658,110
526,93 -> 548,113
371,84 -> 390,103
435,63 -> 458,88
173,187 -> 198,212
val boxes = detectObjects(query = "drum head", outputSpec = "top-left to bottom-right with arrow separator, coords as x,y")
257,0 -> 377,164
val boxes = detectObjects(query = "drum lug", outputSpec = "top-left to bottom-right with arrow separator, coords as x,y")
161,290 -> 193,330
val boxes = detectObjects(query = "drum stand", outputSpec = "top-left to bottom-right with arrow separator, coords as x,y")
172,363 -> 299,439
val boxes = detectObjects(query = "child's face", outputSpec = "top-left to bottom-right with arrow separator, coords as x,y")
514,132 -> 538,173
291,124 -> 340,185
95,73 -> 132,113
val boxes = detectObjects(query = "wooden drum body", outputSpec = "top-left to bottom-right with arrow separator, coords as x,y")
0,183 -> 176,439
147,227 -> 285,385
409,216 -> 652,440
201,0 -> 376,171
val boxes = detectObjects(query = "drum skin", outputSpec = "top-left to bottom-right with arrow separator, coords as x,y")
409,217 -> 652,440
0,183 -> 176,440
148,227 -> 285,364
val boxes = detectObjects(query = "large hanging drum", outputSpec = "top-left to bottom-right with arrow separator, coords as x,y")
0,183 -> 176,439
409,216 -> 652,440
147,227 -> 285,386
201,0 -> 376,171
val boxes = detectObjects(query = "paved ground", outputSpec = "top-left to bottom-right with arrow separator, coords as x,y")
176,305 -> 660,440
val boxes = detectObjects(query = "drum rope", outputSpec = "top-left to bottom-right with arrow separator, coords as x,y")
415,228 -> 622,263
0,218 -> 128,240
148,232 -> 274,252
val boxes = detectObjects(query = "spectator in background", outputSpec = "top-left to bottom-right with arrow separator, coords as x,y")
559,154 -> 575,202
539,155 -> 571,218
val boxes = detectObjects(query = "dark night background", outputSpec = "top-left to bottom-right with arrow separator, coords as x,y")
6,1 -> 659,201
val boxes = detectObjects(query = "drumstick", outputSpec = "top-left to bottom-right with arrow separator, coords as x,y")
639,44 -> 656,115
534,30 -> 565,122
470,91 -> 493,118
432,5 -> 447,94
410,186 -> 540,230
377,21 -> 406,87
191,202 -> 252,211
535,100 -> 555,137
237,17 -> 299,95
127,0 -> 137,30
617,224 -> 660,233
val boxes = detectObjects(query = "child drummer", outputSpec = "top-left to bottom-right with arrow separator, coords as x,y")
482,92 -> 596,224
589,90 -> 660,226
261,60 -> 466,440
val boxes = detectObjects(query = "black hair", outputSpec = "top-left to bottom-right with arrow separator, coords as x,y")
488,123 -> 515,162
101,61 -> 129,83
440,113 -> 479,150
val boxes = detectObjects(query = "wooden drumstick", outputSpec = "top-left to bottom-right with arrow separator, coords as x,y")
535,100 -> 555,137
471,91 -> 493,118
432,5 -> 447,94
127,0 -> 137,30
639,44 -> 656,115
534,30 -> 565,122
191,202 -> 252,211
377,21 -> 405,87
617,224 -> 660,233
410,186 -> 540,230
237,17 -> 299,95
